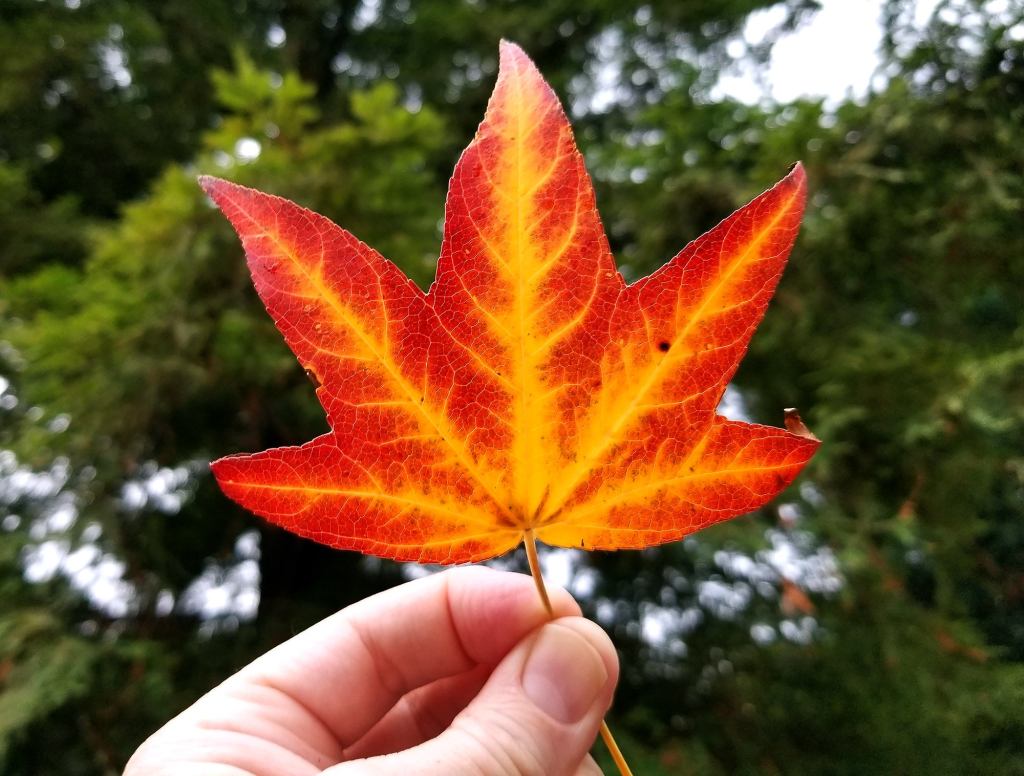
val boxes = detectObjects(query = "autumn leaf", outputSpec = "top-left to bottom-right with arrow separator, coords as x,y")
202,41 -> 818,566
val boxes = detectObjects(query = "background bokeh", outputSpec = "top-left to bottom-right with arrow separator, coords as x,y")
1,0 -> 1022,773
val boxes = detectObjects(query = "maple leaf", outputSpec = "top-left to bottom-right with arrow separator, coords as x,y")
202,41 -> 818,566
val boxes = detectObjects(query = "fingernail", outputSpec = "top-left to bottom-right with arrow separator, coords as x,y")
521,621 -> 609,724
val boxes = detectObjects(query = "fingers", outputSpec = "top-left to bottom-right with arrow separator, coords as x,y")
233,565 -> 580,749
576,755 -> 605,776
127,567 -> 582,776
343,664 -> 490,759
325,617 -> 619,776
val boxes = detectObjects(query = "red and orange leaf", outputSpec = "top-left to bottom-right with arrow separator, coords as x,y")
203,41 -> 818,565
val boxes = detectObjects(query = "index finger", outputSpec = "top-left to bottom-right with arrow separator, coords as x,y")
233,565 -> 579,749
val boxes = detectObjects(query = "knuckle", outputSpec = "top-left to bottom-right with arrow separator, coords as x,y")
454,706 -> 554,776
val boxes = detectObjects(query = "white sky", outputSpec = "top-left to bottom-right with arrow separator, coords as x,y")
717,0 -> 943,105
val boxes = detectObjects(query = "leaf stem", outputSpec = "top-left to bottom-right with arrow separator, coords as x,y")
524,528 -> 553,615
598,720 -> 633,776
523,530 -> 634,776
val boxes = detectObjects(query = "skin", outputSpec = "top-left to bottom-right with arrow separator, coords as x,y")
125,566 -> 619,775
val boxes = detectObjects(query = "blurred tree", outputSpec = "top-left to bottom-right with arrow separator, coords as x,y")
583,1 -> 1024,771
2,0 -> 1023,773
1,49 -> 452,771
0,0 -> 807,219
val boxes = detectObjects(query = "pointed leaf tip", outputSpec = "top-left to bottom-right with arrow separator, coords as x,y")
497,39 -> 539,78
787,160 -> 806,185
778,161 -> 807,197
498,39 -> 525,58
784,409 -> 819,441
197,174 -> 224,196
197,175 -> 251,208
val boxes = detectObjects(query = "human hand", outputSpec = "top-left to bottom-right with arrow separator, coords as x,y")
125,566 -> 619,775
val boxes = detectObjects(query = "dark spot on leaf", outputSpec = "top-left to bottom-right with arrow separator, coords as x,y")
658,341 -> 670,352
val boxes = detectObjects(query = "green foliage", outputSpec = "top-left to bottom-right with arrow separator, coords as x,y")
0,163 -> 88,276
6,55 -> 447,471
208,49 -> 320,148
0,610 -> 99,764
1,1 -> 1022,773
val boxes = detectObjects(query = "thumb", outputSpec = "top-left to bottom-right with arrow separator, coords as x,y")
328,617 -> 619,776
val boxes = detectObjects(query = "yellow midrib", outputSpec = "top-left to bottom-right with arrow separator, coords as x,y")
542,188 -> 802,521
509,61 -> 542,526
